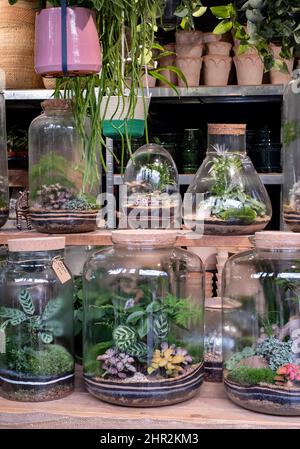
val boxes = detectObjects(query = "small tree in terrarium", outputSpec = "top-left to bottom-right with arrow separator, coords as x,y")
186,124 -> 272,235
121,143 -> 180,229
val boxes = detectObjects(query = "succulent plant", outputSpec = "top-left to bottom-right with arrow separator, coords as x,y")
256,337 -> 293,371
113,325 -> 137,352
274,363 -> 300,386
64,196 -> 96,211
37,184 -> 75,210
97,348 -> 136,379
147,342 -> 192,377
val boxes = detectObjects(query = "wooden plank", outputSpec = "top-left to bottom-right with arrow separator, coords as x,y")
0,226 -> 253,248
0,371 -> 300,429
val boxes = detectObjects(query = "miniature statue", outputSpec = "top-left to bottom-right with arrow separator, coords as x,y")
16,190 -> 31,230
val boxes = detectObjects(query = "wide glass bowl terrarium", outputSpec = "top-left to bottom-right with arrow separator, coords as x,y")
121,143 -> 180,229
185,124 -> 272,235
82,230 -> 204,407
0,237 -> 74,402
28,99 -> 99,233
282,75 -> 300,231
0,92 -> 9,228
223,231 -> 300,415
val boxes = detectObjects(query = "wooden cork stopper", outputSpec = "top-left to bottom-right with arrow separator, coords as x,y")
255,231 -> 300,249
208,124 -> 246,135
205,297 -> 241,309
8,237 -> 66,252
111,230 -> 177,247
41,99 -> 73,111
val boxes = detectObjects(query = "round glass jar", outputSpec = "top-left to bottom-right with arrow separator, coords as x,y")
223,231 -> 300,415
121,144 -> 180,229
186,124 -> 272,235
282,75 -> 300,231
0,92 -> 9,228
0,237 -> 74,402
28,99 -> 99,233
83,230 -> 204,407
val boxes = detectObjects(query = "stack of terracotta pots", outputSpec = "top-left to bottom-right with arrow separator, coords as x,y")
158,43 -> 177,87
233,46 -> 264,86
269,43 -> 294,85
203,41 -> 232,86
175,30 -> 203,87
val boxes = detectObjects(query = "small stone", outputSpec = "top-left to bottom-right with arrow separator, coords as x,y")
236,355 -> 269,369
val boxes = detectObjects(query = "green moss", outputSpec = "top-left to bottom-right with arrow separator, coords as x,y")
219,206 -> 257,224
225,347 -> 255,370
3,343 -> 74,376
227,366 -> 275,386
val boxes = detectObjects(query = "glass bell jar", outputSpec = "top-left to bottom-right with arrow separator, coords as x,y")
121,143 -> 180,229
28,99 -> 99,234
0,92 -> 9,228
223,231 -> 300,415
83,230 -> 205,407
282,73 -> 300,231
185,124 -> 272,235
0,237 -> 74,402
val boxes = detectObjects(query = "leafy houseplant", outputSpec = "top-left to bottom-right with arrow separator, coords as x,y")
210,1 -> 300,72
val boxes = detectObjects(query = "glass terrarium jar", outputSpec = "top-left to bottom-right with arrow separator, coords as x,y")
185,124 -> 272,235
83,230 -> 204,407
0,92 -> 9,228
121,143 -> 180,229
28,99 -> 99,234
0,237 -> 74,402
223,231 -> 300,415
283,75 -> 300,231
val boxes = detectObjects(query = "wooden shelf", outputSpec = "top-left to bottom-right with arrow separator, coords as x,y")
0,370 -> 299,429
0,227 -> 253,249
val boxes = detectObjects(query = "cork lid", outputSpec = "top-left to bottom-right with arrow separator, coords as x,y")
208,124 -> 246,135
255,231 -> 300,249
41,99 -> 73,111
111,230 -> 178,247
8,237 -> 66,252
205,297 -> 242,309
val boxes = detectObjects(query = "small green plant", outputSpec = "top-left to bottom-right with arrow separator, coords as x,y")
140,161 -> 176,192
227,366 -> 275,386
256,337 -> 293,371
174,0 -> 207,30
148,342 -> 193,377
97,348 -> 136,379
0,289 -> 64,344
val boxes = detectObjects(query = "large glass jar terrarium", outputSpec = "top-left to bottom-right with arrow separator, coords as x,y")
121,144 -> 180,229
28,99 -> 99,233
223,231 -> 300,415
0,237 -> 74,402
0,92 -> 9,228
83,230 -> 204,407
186,124 -> 272,235
282,75 -> 300,231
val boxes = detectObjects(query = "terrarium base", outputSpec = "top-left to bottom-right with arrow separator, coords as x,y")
203,216 -> 271,235
204,361 -> 223,383
224,375 -> 300,416
0,370 -> 74,402
84,363 -> 204,407
283,207 -> 300,232
30,208 -> 98,234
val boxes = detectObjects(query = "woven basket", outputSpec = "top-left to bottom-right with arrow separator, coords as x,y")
0,0 -> 43,89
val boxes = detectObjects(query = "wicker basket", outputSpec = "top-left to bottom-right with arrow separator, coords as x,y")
0,0 -> 43,89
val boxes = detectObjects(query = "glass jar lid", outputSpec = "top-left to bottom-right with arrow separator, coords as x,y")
8,237 -> 66,252
111,230 -> 177,247
208,124 -> 246,135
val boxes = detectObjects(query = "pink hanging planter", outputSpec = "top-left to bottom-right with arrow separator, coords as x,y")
35,7 -> 102,78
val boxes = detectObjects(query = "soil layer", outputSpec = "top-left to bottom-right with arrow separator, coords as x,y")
30,208 -> 98,233
204,361 -> 223,382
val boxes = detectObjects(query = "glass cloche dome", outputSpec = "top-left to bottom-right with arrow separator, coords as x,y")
121,143 -> 180,229
185,124 -> 272,235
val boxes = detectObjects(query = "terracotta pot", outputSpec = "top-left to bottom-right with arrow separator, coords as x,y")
206,41 -> 232,56
158,43 -> 177,87
233,45 -> 258,56
35,7 -> 102,77
175,30 -> 203,45
176,43 -> 204,58
234,54 -> 264,85
269,43 -> 294,84
176,56 -> 202,87
203,55 -> 232,86
141,73 -> 156,88
202,32 -> 222,44
43,77 -> 56,89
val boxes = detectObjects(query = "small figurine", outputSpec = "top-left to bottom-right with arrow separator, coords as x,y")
16,190 -> 31,230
